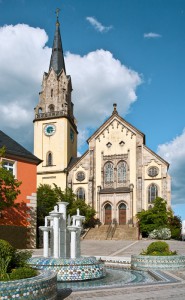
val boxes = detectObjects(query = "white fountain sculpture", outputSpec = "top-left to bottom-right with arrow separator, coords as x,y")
29,202 -> 105,281
40,203 -> 85,259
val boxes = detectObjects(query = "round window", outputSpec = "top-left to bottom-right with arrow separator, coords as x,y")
76,171 -> 85,182
148,167 -> 159,177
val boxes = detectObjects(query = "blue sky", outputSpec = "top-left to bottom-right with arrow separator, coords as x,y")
0,0 -> 185,219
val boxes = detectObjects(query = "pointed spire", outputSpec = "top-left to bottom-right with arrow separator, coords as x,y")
49,8 -> 66,75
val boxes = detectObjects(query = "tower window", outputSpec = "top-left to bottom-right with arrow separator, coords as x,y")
104,162 -> 114,184
51,89 -> 53,97
148,184 -> 158,203
76,188 -> 85,200
47,152 -> 53,166
48,104 -> 55,112
38,107 -> 42,114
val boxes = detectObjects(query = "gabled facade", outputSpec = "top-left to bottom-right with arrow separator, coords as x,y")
68,104 -> 171,225
0,130 -> 41,248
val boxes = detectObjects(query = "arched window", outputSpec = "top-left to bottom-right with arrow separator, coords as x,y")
47,152 -> 53,166
148,184 -> 158,203
104,162 -> 114,184
38,107 -> 42,114
48,104 -> 55,112
76,188 -> 85,200
51,89 -> 53,97
117,161 -> 127,183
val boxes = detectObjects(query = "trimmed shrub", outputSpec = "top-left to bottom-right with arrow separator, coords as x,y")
9,267 -> 37,280
141,241 -> 177,256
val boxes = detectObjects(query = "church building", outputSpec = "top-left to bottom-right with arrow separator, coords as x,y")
33,15 -> 171,226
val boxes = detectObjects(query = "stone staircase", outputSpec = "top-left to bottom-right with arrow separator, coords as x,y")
112,225 -> 138,240
84,224 -> 138,240
83,225 -> 110,240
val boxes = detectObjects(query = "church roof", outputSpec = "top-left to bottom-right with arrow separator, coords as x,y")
67,156 -> 81,170
143,144 -> 169,168
0,130 -> 41,165
49,16 -> 66,75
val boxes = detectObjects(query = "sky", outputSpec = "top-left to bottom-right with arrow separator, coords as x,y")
0,0 -> 185,219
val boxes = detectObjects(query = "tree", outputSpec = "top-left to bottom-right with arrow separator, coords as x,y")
37,184 -> 96,228
0,147 -> 21,211
137,197 -> 171,237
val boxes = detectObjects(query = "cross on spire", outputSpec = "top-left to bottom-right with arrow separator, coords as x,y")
55,8 -> 61,25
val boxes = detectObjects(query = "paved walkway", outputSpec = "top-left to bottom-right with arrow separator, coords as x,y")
34,240 -> 185,300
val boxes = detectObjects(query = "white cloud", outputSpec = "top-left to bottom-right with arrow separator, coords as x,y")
0,24 -> 51,149
65,49 -> 142,149
144,32 -> 162,39
0,24 -> 142,153
86,16 -> 113,33
157,129 -> 185,205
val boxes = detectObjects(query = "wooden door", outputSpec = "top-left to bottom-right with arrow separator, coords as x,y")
119,203 -> 126,225
105,204 -> 112,224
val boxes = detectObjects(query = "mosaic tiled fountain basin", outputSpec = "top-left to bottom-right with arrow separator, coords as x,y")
0,270 -> 57,300
28,256 -> 106,281
131,254 -> 185,270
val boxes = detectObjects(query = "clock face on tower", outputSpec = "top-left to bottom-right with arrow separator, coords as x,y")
44,124 -> 56,136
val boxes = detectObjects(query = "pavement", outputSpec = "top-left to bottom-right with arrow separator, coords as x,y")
34,239 -> 185,300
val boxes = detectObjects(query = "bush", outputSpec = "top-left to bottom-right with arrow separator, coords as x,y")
171,227 -> 181,240
11,250 -> 32,269
0,239 -> 15,276
149,228 -> 171,240
141,241 -> 177,256
0,239 -> 35,281
9,267 -> 37,280
0,239 -> 15,259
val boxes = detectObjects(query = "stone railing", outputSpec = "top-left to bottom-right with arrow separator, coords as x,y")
35,110 -> 67,119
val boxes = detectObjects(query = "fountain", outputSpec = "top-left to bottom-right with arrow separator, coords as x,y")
28,202 -> 106,281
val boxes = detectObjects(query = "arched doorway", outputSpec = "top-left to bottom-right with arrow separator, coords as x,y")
104,203 -> 112,225
119,203 -> 126,225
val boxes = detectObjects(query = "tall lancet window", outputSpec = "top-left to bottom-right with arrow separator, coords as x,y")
47,152 -> 53,166
117,161 -> 127,183
51,89 -> 53,97
104,162 -> 114,184
148,184 -> 158,203
76,188 -> 85,200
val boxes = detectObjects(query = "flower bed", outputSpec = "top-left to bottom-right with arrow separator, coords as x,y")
0,270 -> 57,300
131,241 -> 185,270
131,254 -> 185,270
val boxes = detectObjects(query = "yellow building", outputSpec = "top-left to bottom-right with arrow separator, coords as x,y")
34,16 -> 171,226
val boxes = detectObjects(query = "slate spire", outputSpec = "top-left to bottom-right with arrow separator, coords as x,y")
49,9 -> 66,75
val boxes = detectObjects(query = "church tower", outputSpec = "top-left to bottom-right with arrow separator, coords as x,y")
33,12 -> 77,189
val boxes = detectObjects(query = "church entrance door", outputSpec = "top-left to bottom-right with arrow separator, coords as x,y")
119,203 -> 126,225
105,204 -> 112,225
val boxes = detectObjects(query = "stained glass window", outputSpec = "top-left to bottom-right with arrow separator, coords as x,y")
148,184 -> 158,203
117,161 -> 127,182
76,188 -> 85,200
104,162 -> 114,183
